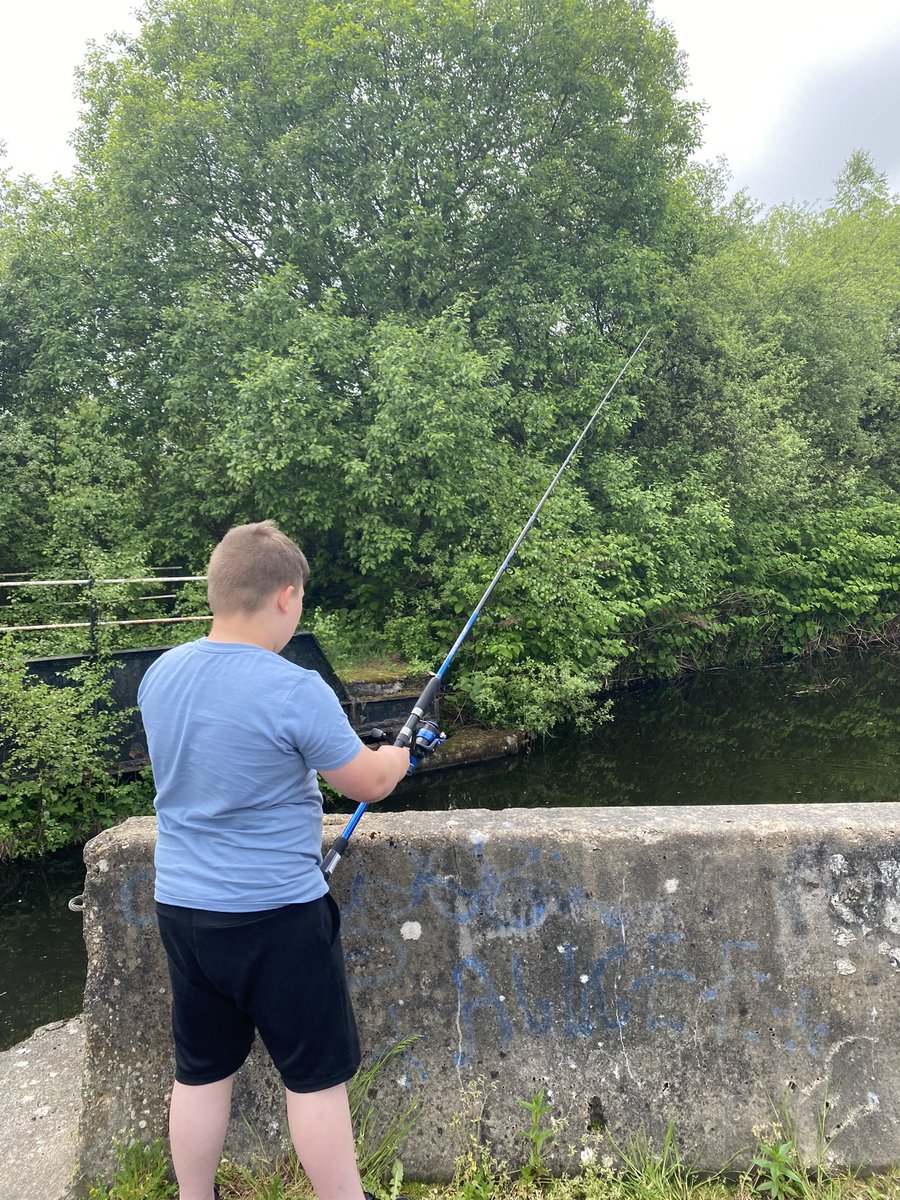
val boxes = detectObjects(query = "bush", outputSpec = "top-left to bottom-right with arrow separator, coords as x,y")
0,640 -> 154,860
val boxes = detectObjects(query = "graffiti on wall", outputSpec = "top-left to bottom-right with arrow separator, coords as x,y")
340,840 -> 836,1070
108,834 -> 899,1080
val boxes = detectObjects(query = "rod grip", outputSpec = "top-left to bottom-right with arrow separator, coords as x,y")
321,835 -> 349,880
395,674 -> 442,747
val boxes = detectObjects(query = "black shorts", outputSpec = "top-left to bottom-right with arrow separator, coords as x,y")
156,894 -> 361,1092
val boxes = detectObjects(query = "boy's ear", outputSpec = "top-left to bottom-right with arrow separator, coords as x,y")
275,584 -> 294,613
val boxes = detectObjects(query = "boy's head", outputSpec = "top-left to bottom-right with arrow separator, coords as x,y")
207,521 -> 309,616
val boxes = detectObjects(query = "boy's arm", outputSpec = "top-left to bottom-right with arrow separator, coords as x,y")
319,744 -> 410,804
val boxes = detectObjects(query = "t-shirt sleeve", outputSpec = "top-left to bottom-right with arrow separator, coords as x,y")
281,672 -> 363,772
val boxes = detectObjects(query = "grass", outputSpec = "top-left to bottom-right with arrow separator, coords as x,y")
84,1049 -> 900,1200
86,1143 -> 900,1200
87,1110 -> 900,1200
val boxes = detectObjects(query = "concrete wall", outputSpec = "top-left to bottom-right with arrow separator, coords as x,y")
76,805 -> 900,1190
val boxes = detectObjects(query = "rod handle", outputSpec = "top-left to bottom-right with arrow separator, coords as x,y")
394,673 -> 442,747
322,835 -> 349,880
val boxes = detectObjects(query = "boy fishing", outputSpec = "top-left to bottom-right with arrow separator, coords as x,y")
138,520 -> 410,1200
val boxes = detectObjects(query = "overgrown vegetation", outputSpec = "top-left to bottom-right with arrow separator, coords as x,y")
2,0 -> 899,851
0,639 -> 154,859
85,1099 -> 900,1200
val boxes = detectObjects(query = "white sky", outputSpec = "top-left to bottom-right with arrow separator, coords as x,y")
652,0 -> 900,207
1,0 -> 899,209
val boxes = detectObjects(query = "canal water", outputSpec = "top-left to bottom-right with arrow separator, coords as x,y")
2,652 -> 898,1050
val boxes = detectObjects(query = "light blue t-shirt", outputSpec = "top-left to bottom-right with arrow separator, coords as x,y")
137,638 -> 362,911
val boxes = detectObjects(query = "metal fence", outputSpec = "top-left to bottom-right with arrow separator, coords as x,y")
0,575 -> 210,636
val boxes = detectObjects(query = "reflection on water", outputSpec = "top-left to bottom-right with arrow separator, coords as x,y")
388,653 -> 900,812
2,653 -> 898,1048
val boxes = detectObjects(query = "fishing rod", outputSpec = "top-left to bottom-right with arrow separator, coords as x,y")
321,328 -> 652,879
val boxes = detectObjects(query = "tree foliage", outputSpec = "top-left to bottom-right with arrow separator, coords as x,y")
0,0 -> 898,747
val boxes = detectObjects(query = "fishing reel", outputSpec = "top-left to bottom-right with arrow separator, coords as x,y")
360,720 -> 447,775
408,718 -> 447,775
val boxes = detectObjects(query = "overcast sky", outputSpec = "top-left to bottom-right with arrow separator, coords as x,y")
1,0 -> 899,210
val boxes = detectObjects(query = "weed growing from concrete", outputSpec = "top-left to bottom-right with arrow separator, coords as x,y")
517,1090 -> 554,1185
453,1141 -> 508,1200
747,1140 -> 805,1199
737,1092 -> 875,1200
215,1150 -> 310,1198
350,1034 -> 421,1190
86,1091 -> 900,1200
448,1080 -> 509,1200
86,1138 -> 176,1199
602,1120 -> 712,1197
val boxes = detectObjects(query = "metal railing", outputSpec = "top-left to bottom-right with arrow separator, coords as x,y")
0,575 -> 211,635
0,576 -> 206,587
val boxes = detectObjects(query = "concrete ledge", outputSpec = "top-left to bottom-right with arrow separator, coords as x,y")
418,727 -> 523,770
76,805 -> 900,1188
0,1018 -> 83,1200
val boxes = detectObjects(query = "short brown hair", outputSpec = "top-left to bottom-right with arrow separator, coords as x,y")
207,521 -> 310,616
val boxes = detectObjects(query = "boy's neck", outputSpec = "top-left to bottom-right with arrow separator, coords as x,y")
207,614 -> 277,652
206,584 -> 302,654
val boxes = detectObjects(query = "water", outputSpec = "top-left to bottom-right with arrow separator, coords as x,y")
0,846 -> 87,1050
2,653 -> 898,1049
381,653 -> 900,812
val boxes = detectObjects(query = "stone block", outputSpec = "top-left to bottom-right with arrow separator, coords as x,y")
76,804 -> 900,1187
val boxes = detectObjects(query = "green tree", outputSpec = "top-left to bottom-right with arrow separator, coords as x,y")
4,2 -> 899,739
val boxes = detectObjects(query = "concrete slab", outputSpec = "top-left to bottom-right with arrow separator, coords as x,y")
0,1018 -> 82,1200
75,806 -> 900,1187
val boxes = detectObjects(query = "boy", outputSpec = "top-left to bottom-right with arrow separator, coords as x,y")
138,520 -> 410,1200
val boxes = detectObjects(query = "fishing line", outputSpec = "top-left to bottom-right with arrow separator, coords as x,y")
322,328 -> 652,878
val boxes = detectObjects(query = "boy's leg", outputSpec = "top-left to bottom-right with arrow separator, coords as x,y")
285,1082 -> 366,1200
169,1074 -> 234,1200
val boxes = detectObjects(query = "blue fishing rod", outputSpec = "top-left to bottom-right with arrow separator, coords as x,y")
321,329 -> 651,879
